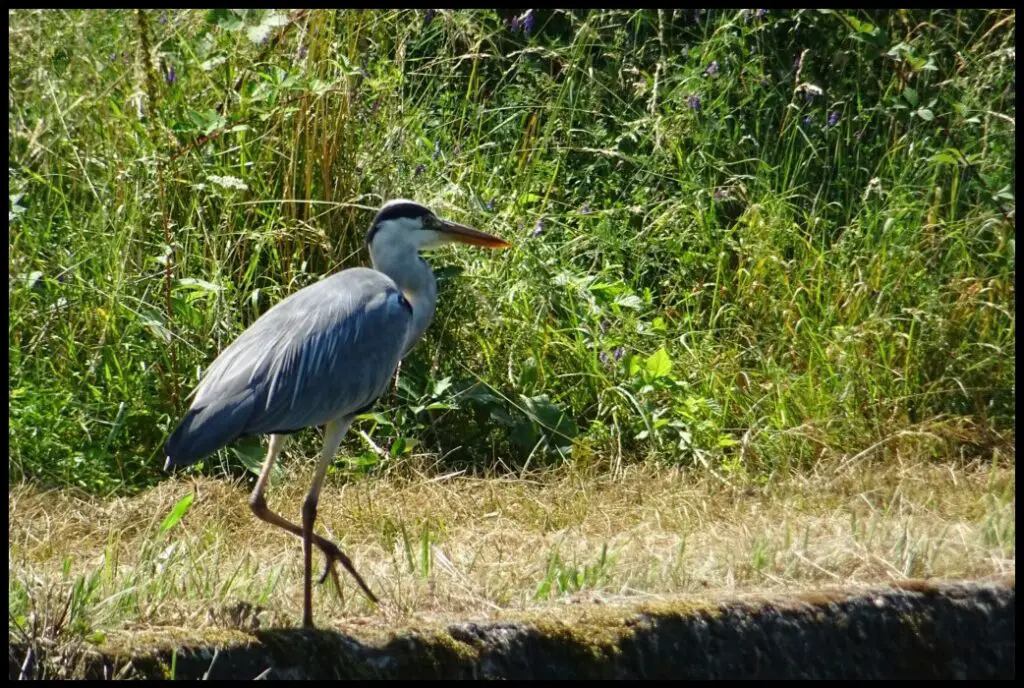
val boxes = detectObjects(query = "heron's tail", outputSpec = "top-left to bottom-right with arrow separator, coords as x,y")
164,392 -> 254,470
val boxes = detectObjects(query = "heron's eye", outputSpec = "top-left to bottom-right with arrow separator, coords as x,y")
423,215 -> 441,230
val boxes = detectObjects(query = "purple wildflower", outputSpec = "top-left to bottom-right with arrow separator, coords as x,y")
424,9 -> 436,25
828,110 -> 840,127
705,61 -> 719,77
530,219 -> 544,237
109,52 -> 117,62
801,115 -> 813,127
580,202 -> 592,215
414,163 -> 426,176
298,44 -> 307,59
453,144 -> 461,157
165,65 -> 176,85
158,11 -> 167,24
756,9 -> 767,19
599,351 -> 610,366
686,94 -> 701,111
485,198 -> 496,211
507,14 -> 522,32
432,141 -> 441,160
599,320 -> 610,333
613,347 -> 625,361
803,90 -> 818,103
522,10 -> 535,37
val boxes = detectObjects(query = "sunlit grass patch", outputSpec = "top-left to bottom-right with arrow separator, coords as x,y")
9,457 -> 1014,640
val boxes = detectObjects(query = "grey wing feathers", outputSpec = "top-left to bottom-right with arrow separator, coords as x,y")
165,268 -> 411,467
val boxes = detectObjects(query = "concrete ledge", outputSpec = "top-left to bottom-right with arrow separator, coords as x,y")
11,577 -> 1014,679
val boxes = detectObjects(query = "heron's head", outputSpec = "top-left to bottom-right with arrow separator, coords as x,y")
366,199 -> 509,254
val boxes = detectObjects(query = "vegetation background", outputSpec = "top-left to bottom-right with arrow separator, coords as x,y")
7,9 -> 1015,646
9,9 -> 1014,492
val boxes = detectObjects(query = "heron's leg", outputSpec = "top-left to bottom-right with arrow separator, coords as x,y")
249,434 -> 289,509
301,417 -> 351,628
248,432 -> 378,619
248,434 -> 312,538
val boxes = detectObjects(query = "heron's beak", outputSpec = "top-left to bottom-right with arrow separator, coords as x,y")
440,220 -> 511,249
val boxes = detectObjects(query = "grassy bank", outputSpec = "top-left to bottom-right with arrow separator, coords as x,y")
9,461 -> 1015,637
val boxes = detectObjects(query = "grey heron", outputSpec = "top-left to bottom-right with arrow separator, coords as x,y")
163,199 -> 510,627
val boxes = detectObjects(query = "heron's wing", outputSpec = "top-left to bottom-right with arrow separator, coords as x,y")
167,268 -> 410,465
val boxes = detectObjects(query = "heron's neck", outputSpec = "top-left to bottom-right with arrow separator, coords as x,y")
369,240 -> 437,355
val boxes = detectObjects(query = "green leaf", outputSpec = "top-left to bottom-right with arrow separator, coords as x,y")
888,41 -> 913,58
614,293 -> 643,309
929,149 -> 961,166
176,277 -> 224,294
903,87 -> 918,107
142,317 -> 172,344
644,347 -> 673,380
422,401 -> 457,411
519,357 -> 538,389
431,376 -> 453,398
188,108 -> 226,135
914,108 -> 934,121
232,439 -> 281,480
463,383 -> 503,407
200,55 -> 227,71
159,493 -> 194,534
489,406 -> 517,427
627,354 -> 642,378
207,9 -> 245,31
357,411 -> 394,426
844,15 -> 875,34
510,418 -> 540,454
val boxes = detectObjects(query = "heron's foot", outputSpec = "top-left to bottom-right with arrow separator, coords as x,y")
312,536 -> 380,605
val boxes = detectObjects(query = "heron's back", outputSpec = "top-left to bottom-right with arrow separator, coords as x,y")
165,267 -> 412,467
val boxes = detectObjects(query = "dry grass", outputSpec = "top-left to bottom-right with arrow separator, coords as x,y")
8,457 -> 1015,635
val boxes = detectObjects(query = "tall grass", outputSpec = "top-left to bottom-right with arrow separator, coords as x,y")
8,10 -> 1015,493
